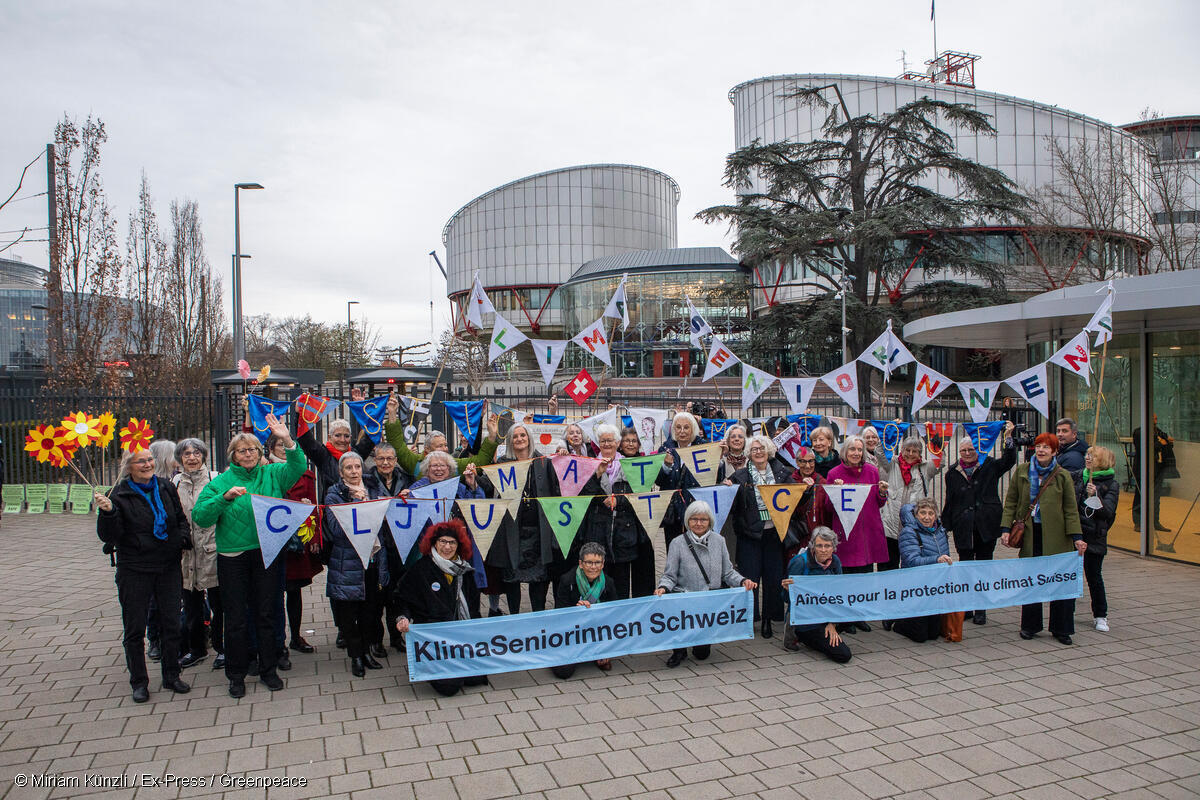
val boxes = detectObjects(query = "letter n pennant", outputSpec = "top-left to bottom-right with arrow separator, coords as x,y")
536,496 -> 593,556
328,499 -> 390,568
755,485 -> 808,542
619,454 -> 667,493
251,495 -> 315,569
824,484 -> 874,538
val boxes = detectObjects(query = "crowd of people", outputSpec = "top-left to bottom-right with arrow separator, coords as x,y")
95,398 -> 1113,702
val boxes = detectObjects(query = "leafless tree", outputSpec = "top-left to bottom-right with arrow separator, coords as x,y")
165,199 -> 227,387
436,326 -> 493,393
123,171 -> 171,385
0,150 -> 44,253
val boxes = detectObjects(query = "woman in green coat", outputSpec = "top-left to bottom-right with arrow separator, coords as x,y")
383,393 -> 499,477
192,414 -> 306,698
1001,432 -> 1086,645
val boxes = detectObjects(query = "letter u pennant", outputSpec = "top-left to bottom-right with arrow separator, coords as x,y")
537,496 -> 593,557
456,499 -> 508,559
755,485 -> 808,541
251,495 -> 315,569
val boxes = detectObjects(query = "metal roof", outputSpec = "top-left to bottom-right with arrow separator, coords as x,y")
566,247 -> 739,283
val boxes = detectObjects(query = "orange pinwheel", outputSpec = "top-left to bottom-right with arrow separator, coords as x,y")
60,411 -> 102,448
25,424 -> 67,463
257,365 -> 271,383
95,412 -> 117,448
120,418 -> 155,453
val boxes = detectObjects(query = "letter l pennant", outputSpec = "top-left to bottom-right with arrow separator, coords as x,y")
329,499 -> 391,568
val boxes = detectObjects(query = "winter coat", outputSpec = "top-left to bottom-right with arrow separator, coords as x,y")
658,531 -> 744,593
941,444 -> 1017,553
788,470 -> 830,541
881,457 -> 939,540
367,466 -> 410,497
477,455 -> 563,577
298,429 -> 376,500
782,550 -> 842,633
1056,436 -> 1090,481
729,462 -> 806,549
192,445 -> 307,554
174,469 -> 220,590
812,450 -> 841,479
282,467 -> 323,584
383,420 -> 498,479
97,477 -> 191,573
897,504 -> 950,567
573,469 -> 647,565
394,553 -> 472,624
555,568 -> 618,607
821,462 -> 889,569
323,480 -> 390,601
656,435 -> 721,545
1076,472 -> 1119,556
365,465 -> 409,586
1001,462 -> 1082,558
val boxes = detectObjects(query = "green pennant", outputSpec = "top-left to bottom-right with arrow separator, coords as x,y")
537,496 -> 594,556
618,453 -> 667,493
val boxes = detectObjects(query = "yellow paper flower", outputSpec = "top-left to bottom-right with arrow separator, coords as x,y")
24,424 -> 64,463
60,411 -> 101,448
95,412 -> 117,448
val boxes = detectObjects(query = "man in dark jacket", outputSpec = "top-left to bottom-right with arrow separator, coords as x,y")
1055,418 -> 1089,480
551,542 -> 617,678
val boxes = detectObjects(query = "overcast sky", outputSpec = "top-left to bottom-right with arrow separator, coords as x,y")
4,1 -> 1198,359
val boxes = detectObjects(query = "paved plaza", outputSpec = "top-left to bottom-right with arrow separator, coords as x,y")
0,512 -> 1198,800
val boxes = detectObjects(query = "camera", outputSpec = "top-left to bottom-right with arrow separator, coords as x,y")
1009,422 -> 1037,449
685,400 -> 725,420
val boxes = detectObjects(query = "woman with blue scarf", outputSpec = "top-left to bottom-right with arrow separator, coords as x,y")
1001,432 -> 1085,645
96,447 -> 193,703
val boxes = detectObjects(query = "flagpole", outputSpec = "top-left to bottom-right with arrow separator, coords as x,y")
413,294 -> 470,428
1091,338 -> 1108,449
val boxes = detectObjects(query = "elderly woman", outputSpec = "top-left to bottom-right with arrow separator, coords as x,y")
562,423 -> 598,457
657,411 -> 710,545
809,426 -> 841,478
1001,433 -> 1085,645
891,499 -> 953,643
655,501 -> 757,668
143,438 -> 178,659
780,527 -> 851,663
861,426 -> 887,471
96,448 -> 193,702
618,426 -> 644,458
384,393 -> 499,477
720,424 -> 750,475
174,439 -> 220,670
1078,445 -> 1119,633
192,414 -> 306,698
789,446 -> 830,540
823,435 -> 889,633
394,521 -> 489,696
323,451 -> 391,678
551,542 -> 618,678
880,437 -> 939,571
942,423 -> 1015,625
575,424 -> 656,599
264,432 -> 322,659
728,434 -> 805,639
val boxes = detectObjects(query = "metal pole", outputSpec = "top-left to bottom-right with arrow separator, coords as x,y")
841,270 -> 849,363
233,188 -> 243,364
45,143 -> 60,369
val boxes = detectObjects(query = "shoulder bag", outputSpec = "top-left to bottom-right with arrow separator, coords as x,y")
1008,466 -> 1060,549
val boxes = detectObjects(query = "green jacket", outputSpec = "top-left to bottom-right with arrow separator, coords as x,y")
192,445 -> 308,554
1001,463 -> 1082,558
384,421 -> 498,477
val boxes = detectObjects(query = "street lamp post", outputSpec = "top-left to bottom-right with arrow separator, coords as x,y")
343,300 -> 359,397
233,182 -> 264,365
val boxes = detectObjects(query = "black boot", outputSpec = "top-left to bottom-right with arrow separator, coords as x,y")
760,620 -> 773,639
350,658 -> 365,678
362,652 -> 383,670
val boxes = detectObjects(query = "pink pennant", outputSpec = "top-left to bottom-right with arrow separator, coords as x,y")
549,454 -> 601,497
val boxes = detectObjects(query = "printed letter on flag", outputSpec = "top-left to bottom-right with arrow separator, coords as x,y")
603,275 -> 630,330
528,339 -> 567,386
857,321 -> 915,380
1049,330 -> 1092,386
957,382 -> 1001,424
772,423 -> 804,468
821,364 -> 860,414
630,491 -> 674,536
411,476 -> 461,521
778,377 -> 819,415
688,484 -> 739,532
465,273 -> 495,329
911,363 -> 952,416
620,454 -> 667,493
550,454 -> 601,497
824,484 -> 873,537
455,499 -> 507,559
536,496 -> 593,556
702,335 -> 739,382
676,443 -> 724,487
488,314 -> 529,363
740,363 -> 776,409
329,499 -> 390,569
571,318 -> 611,366
1004,363 -> 1050,419
686,296 -> 712,349
1086,283 -> 1114,346
963,421 -> 1007,460
756,485 -> 808,541
251,495 -> 314,569
480,460 -> 531,520
385,498 -> 441,561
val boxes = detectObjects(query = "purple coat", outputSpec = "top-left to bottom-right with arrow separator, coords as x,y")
822,462 -> 889,568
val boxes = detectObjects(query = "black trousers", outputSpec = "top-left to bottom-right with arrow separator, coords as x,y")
892,615 -> 942,643
1021,523 -> 1077,636
182,586 -> 222,656
218,550 -> 282,681
505,580 -> 550,613
736,532 -> 785,621
671,644 -> 712,661
116,564 -> 182,689
796,625 -> 852,663
1084,551 -> 1107,618
605,554 -> 656,600
877,538 -> 901,571
333,564 -> 384,658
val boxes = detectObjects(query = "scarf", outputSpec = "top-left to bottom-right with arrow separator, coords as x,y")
898,459 -> 916,486
1028,457 -> 1058,523
430,551 -> 473,621
814,450 -> 839,468
129,477 -> 168,540
325,441 -> 348,461
750,463 -> 774,522
601,452 -> 623,493
575,568 -> 606,603
686,530 -> 711,548
1082,467 -> 1114,483
959,457 -> 979,480
724,449 -> 748,472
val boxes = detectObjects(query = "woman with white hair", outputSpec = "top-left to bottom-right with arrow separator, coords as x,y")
654,501 -> 757,668
297,414 -> 377,500
822,435 -> 889,633
860,426 -> 887,471
880,435 -> 940,571
657,411 -> 710,546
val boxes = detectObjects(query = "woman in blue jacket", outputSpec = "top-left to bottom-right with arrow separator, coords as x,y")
891,499 -> 952,643
780,528 -> 851,663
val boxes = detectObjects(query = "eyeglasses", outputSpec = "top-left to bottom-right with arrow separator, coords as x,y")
797,458 -> 815,464
376,456 -> 397,462
749,446 -> 767,453
234,447 -> 259,456
581,559 -> 605,567
435,538 -> 457,547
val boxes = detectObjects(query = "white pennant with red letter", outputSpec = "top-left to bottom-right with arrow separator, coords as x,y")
702,335 -> 740,381
910,363 -> 953,415
821,363 -> 860,414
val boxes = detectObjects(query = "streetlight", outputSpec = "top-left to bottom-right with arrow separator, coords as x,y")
233,182 -> 264,365
343,300 -> 359,397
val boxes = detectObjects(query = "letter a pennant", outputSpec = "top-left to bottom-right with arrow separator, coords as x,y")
702,335 -> 739,381
821,363 -> 861,414
629,491 -> 674,536
528,339 -> 568,386
957,381 -> 1001,424
328,499 -> 391,568
488,314 -> 529,363
251,495 -> 315,569
910,363 -> 952,416
824,484 -> 873,538
740,363 -> 777,409
550,454 -> 601,496
1049,329 -> 1092,386
571,318 -> 611,366
455,499 -> 507,559
537,496 -> 593,556
619,453 -> 667,493
756,484 -> 808,542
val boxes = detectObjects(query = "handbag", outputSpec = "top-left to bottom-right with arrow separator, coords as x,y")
1008,466 -> 1060,549
941,612 -> 964,642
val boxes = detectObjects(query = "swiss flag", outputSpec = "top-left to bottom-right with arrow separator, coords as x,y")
564,368 -> 597,406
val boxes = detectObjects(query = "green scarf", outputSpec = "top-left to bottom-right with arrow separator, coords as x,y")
575,568 -> 606,603
1082,467 -> 1114,482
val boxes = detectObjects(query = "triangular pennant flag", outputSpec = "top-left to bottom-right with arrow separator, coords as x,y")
746,416 -> 771,436
925,422 -> 957,469
384,497 -> 441,561
536,496 -> 593,556
528,339 -> 568,386
778,378 -> 819,415
910,363 -> 953,416
629,490 -> 674,536
443,401 -> 486,443
571,318 -> 611,366
756,484 -> 809,542
245,395 -> 292,444
455,498 -> 507,558
294,392 -> 340,437
827,416 -> 869,442
675,443 -> 725,487
619,454 -> 667,493
410,476 -> 460,523
550,454 -> 602,497
740,363 -> 777,409
686,296 -> 712,349
858,320 -> 915,380
603,274 -> 630,330
1004,362 -> 1051,420
699,418 -> 739,442
1049,330 -> 1092,386
465,272 -> 496,329
824,484 -> 874,538
869,420 -> 912,463
488,314 -> 529,363
772,422 -> 805,468
328,499 -> 390,569
480,459 -> 532,520
687,484 -> 740,533
577,407 -> 619,444
1086,283 -> 1115,347
345,394 -> 389,443
702,335 -> 740,381
963,421 -> 1007,461
957,381 -> 1001,424
627,407 -> 668,452
785,414 -> 821,447
821,363 -> 861,414
251,495 -> 315,569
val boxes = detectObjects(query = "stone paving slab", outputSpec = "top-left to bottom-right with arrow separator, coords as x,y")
0,513 -> 1197,799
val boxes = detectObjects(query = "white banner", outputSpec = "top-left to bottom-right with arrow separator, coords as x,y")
821,363 -> 860,414
1004,362 -> 1051,420
578,407 -> 619,445
465,273 -> 495,329
1049,330 -> 1092,386
528,339 -> 567,386
957,381 -> 1001,424
772,422 -> 805,467
571,318 -> 612,366
858,321 -> 915,380
686,296 -> 712,349
740,363 -> 776,409
910,363 -> 953,416
824,484 -> 874,538
328,499 -> 390,569
702,335 -> 740,381
488,315 -> 528,364
603,275 -> 630,330
778,377 -> 819,415
524,422 -> 566,456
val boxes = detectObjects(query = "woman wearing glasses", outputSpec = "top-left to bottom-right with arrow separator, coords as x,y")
96,448 -> 193,703
551,542 -> 618,678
